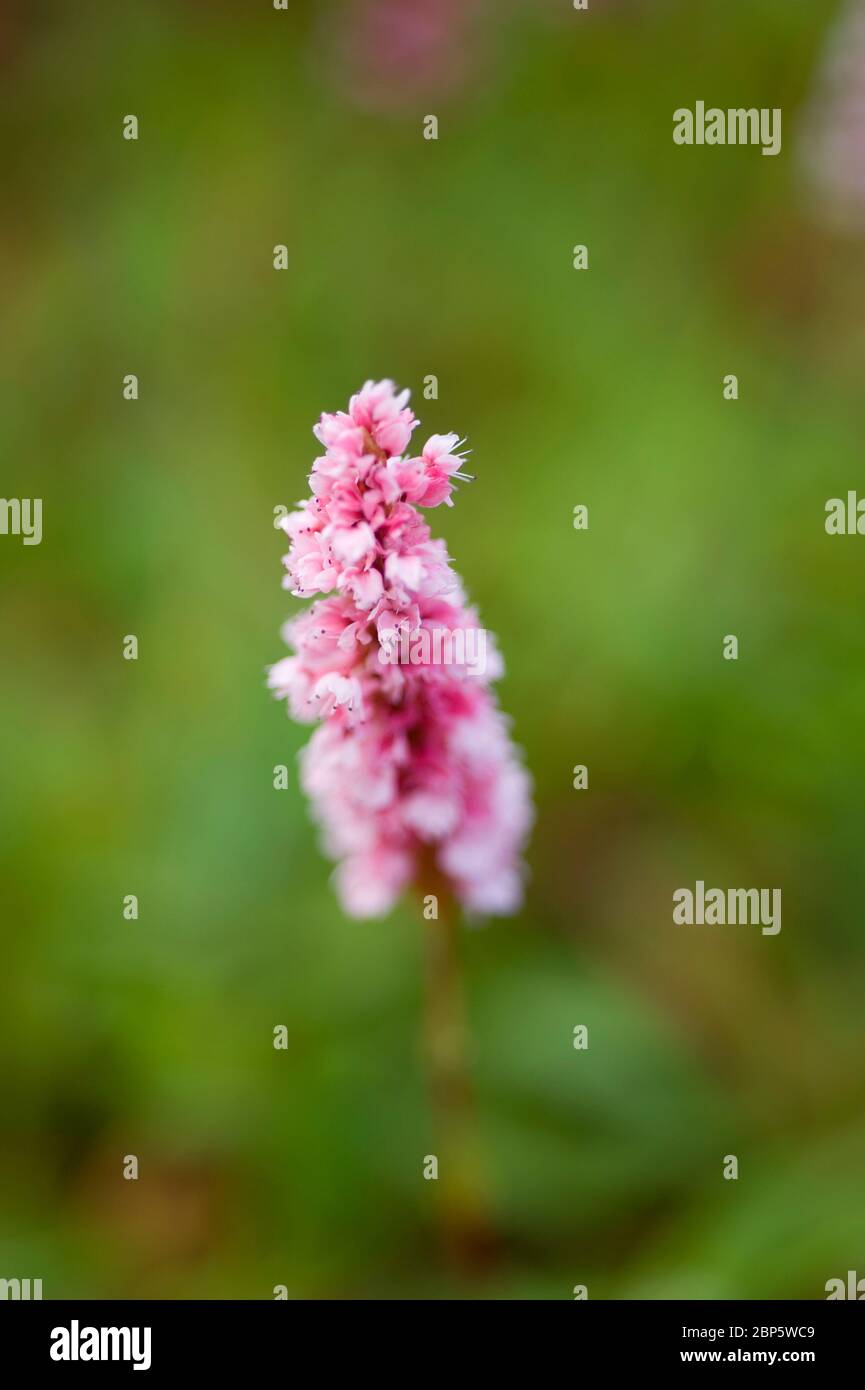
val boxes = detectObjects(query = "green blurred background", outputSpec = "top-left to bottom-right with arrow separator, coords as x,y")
2,0 -> 864,1299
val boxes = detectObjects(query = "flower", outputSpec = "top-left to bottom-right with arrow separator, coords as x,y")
800,0 -> 865,230
326,0 -> 484,113
269,380 -> 532,919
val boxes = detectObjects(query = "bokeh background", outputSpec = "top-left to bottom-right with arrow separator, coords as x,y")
2,0 -> 864,1299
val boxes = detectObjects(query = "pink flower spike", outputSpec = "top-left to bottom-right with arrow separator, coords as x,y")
269,380 -> 532,920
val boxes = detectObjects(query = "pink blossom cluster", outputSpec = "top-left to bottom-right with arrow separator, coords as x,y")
269,380 -> 532,919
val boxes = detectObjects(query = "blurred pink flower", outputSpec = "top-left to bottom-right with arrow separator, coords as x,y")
801,0 -> 865,229
323,0 -> 640,113
269,380 -> 532,919
328,0 -> 484,111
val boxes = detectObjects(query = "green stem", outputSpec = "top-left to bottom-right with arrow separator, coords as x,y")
422,890 -> 497,1275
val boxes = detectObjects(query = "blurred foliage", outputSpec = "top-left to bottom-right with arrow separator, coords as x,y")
1,0 -> 863,1298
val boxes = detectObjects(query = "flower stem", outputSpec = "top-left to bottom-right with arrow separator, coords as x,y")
422,891 -> 497,1275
